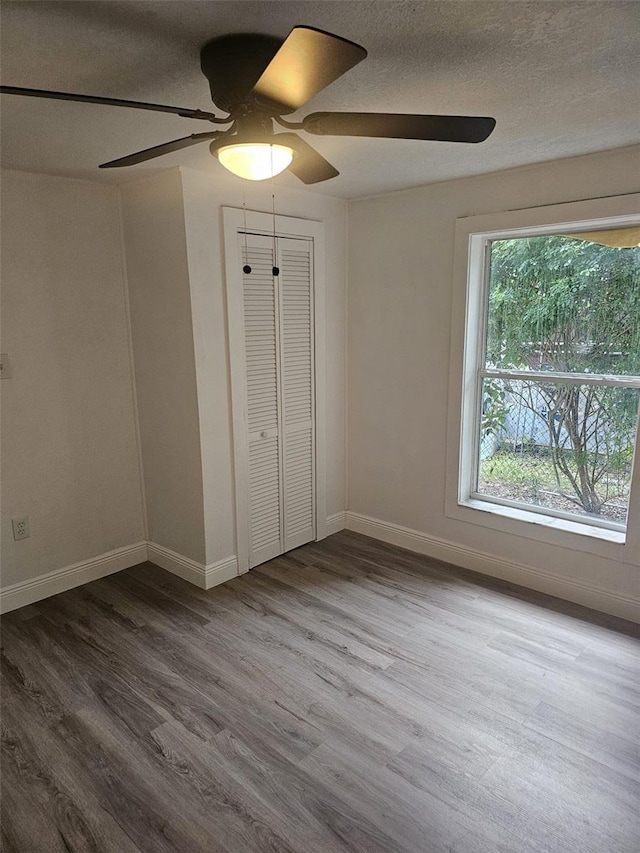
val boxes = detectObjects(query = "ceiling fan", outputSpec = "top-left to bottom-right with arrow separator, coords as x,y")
0,26 -> 496,184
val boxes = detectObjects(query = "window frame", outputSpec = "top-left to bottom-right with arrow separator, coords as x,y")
446,193 -> 640,555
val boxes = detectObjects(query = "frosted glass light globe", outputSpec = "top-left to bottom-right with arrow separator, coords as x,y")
217,143 -> 294,180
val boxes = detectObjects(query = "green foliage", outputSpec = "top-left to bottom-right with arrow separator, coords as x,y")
481,377 -> 509,438
481,451 -> 561,491
487,236 -> 640,375
483,234 -> 640,516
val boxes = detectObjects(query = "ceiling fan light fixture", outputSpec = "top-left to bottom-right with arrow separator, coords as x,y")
216,142 -> 294,180
3,27 -> 496,183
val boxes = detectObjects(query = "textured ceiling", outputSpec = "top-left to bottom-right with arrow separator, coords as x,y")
1,0 -> 638,198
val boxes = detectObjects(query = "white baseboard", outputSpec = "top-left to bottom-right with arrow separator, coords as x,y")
1,542 -> 240,613
205,556 -> 238,588
344,511 -> 640,624
146,542 -> 206,588
6,514 -> 635,623
0,542 -> 148,614
146,542 -> 238,590
325,512 -> 346,536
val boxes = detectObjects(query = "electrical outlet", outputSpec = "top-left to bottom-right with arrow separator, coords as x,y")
12,516 -> 30,541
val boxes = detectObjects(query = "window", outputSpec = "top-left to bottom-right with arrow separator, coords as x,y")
456,203 -> 640,541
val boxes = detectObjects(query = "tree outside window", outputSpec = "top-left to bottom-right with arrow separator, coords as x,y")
477,230 -> 640,529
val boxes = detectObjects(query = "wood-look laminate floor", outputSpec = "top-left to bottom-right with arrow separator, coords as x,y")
2,531 -> 639,853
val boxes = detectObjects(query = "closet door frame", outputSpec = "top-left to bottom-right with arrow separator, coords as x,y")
223,207 -> 327,574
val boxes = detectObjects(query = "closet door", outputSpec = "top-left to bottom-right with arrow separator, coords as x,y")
279,237 -> 316,551
239,233 -> 316,569
242,236 -> 283,568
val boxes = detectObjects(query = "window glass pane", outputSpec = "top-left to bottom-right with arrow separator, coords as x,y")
486,233 -> 640,375
477,377 -> 639,526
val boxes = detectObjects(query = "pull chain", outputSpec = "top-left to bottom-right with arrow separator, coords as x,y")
271,147 -> 279,277
242,179 -> 251,274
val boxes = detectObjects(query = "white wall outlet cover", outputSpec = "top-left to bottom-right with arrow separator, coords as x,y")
12,517 -> 30,540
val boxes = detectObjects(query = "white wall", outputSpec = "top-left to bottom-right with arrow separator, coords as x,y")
120,170 -> 206,563
8,146 -> 636,620
121,167 -> 348,567
1,170 -> 145,588
347,145 -> 640,620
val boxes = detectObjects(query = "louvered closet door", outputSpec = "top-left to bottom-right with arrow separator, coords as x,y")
242,236 -> 283,568
279,237 -> 316,552
240,233 -> 316,569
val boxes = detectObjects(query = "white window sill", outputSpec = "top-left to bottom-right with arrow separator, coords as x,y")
460,498 -> 626,545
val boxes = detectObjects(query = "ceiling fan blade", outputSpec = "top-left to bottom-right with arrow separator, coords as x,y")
275,133 -> 339,184
301,112 -> 496,143
251,27 -> 366,114
0,86 -> 227,122
100,132 -> 222,168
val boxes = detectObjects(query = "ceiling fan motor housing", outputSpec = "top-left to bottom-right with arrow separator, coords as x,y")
200,33 -> 284,114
